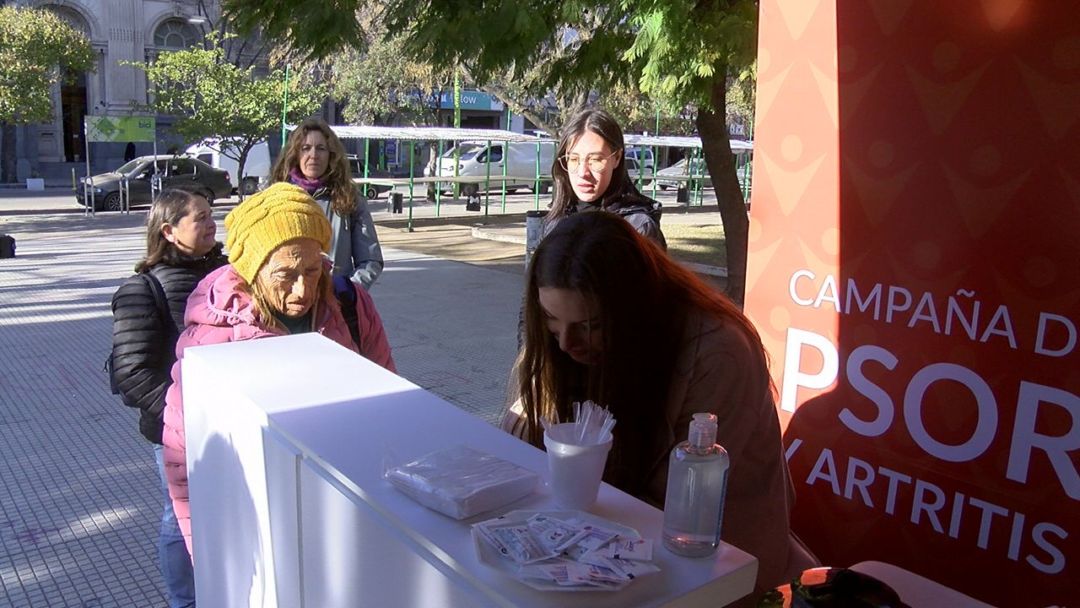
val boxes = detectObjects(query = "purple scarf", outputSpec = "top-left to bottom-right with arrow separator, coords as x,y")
288,167 -> 325,194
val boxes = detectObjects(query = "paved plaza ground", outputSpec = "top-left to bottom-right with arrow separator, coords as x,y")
0,187 -> 725,606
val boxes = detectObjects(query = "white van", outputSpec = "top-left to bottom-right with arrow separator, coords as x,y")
185,138 -> 271,195
624,147 -> 655,173
432,140 -> 556,196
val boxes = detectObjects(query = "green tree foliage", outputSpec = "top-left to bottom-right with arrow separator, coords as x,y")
332,32 -> 451,126
602,82 -> 696,136
224,0 -> 758,301
726,62 -> 757,138
133,36 -> 325,188
0,5 -> 95,182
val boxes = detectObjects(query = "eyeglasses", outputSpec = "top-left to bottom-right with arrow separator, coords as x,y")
558,149 -> 620,173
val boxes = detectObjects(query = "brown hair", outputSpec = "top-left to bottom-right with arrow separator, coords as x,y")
548,107 -> 641,220
518,211 -> 768,494
270,118 -> 357,217
135,187 -> 213,273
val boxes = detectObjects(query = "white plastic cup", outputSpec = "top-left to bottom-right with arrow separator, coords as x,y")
543,422 -> 613,510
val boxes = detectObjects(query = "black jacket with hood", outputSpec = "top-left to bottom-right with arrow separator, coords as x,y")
542,191 -> 666,249
110,244 -> 227,443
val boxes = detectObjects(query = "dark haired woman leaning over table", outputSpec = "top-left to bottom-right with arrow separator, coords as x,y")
503,211 -> 794,596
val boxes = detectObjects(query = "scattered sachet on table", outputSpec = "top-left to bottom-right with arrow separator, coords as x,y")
474,512 -> 659,590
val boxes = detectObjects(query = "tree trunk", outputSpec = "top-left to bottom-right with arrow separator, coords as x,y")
696,72 -> 748,306
1,122 -> 16,184
236,144 -> 250,201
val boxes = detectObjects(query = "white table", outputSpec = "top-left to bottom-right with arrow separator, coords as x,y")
182,333 -> 757,607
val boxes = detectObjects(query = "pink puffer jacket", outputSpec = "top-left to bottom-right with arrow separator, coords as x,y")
161,265 -> 395,559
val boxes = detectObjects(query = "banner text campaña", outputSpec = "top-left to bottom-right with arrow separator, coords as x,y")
781,269 -> 1077,576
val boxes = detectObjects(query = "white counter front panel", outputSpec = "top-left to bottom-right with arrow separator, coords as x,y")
182,333 -> 757,607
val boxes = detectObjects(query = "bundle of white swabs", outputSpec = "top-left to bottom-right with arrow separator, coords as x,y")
541,400 -> 616,445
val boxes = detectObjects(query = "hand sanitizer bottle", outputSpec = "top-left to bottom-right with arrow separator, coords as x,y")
662,412 -> 730,557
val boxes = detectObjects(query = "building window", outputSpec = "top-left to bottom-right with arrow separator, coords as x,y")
153,19 -> 199,49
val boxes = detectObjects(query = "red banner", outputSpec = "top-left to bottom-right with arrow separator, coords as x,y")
745,1 -> 1079,605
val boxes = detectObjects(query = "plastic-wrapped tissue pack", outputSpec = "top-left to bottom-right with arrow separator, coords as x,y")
385,445 -> 539,519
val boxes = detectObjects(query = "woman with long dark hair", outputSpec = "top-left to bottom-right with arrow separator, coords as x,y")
110,187 -> 227,607
505,211 -> 793,592
271,118 -> 384,289
544,108 -> 666,248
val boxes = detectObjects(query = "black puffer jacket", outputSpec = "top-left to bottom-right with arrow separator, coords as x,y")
543,192 -> 667,249
110,245 -> 227,443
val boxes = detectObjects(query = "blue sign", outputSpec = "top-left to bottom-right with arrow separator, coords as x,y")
437,90 -> 504,111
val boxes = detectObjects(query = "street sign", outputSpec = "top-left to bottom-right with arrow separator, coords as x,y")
84,116 -> 156,143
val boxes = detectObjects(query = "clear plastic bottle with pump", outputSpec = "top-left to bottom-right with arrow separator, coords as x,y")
662,412 -> 730,557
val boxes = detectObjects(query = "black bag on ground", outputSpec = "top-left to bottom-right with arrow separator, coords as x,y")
105,272 -> 172,395
0,234 -> 15,258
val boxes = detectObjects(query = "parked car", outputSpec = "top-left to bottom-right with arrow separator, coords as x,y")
428,140 -> 556,196
186,138 -> 271,195
655,157 -> 753,193
76,155 -> 233,211
625,147 -> 655,173
348,154 -> 393,199
656,158 -> 711,191
625,157 -> 652,187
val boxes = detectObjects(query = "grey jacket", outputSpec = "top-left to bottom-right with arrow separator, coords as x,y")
312,188 -> 384,289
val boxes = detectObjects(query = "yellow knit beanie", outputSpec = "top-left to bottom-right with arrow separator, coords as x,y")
224,182 -> 332,284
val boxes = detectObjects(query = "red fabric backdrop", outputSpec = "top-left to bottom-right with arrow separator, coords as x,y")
745,1 -> 1079,605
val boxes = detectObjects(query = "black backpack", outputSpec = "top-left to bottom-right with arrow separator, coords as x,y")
0,234 -> 15,259
106,272 -> 174,395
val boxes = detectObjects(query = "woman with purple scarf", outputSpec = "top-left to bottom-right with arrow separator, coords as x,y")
270,118 -> 384,289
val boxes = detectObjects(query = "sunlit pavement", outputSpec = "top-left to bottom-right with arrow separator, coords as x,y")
0,200 -> 523,606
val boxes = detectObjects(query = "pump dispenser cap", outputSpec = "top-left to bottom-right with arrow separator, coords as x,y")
688,413 -> 718,448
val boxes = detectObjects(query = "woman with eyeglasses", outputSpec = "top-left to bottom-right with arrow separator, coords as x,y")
504,211 -> 793,595
270,118 -> 385,290
545,108 -> 666,248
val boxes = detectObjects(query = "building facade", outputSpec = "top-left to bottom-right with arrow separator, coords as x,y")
8,0 -> 225,180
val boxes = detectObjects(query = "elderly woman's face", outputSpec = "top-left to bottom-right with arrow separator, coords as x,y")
256,238 -> 324,317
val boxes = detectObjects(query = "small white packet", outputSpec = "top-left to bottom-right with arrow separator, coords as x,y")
526,514 -> 588,553
565,562 -> 628,589
597,537 -> 653,561
475,522 -> 558,564
581,552 -> 661,580
521,562 -> 574,586
608,557 -> 661,579
562,520 -> 620,556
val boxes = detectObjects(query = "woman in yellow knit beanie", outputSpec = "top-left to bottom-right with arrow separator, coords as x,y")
159,182 -> 396,559
224,182 -> 332,282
